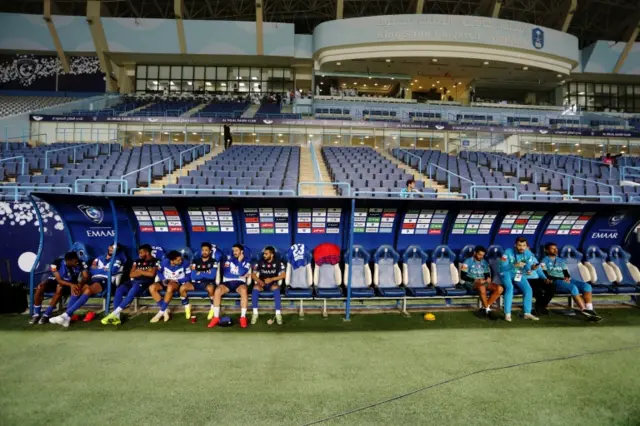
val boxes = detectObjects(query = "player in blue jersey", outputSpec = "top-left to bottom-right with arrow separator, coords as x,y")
460,245 -> 503,318
208,243 -> 251,329
541,243 -> 602,321
101,244 -> 158,326
181,242 -> 221,320
250,246 -> 286,325
31,251 -> 89,324
50,245 -> 126,328
149,250 -> 191,323
499,237 -> 539,322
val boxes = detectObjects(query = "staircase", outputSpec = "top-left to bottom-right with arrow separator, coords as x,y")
145,145 -> 221,194
122,103 -> 154,116
183,103 -> 207,117
242,104 -> 260,118
377,148 -> 464,199
299,144 -> 336,196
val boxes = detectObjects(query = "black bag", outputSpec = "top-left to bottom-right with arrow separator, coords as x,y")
0,260 -> 28,314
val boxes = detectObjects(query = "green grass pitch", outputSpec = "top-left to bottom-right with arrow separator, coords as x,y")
1,309 -> 640,426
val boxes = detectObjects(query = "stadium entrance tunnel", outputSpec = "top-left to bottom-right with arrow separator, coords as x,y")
27,193 -> 640,319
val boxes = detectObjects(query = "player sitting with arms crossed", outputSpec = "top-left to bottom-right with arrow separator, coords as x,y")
181,242 -> 221,321
50,245 -> 125,328
31,251 -> 89,324
251,246 -> 286,325
460,245 -> 503,319
101,244 -> 158,326
499,237 -> 539,322
540,243 -> 602,322
150,250 -> 191,323
208,244 -> 252,329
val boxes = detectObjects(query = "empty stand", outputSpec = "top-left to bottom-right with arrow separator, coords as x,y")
0,95 -> 77,117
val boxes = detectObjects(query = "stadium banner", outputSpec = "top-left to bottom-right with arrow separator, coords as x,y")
28,114 -> 640,138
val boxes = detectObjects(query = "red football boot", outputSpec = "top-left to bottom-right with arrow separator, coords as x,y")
83,312 -> 96,322
207,317 -> 220,328
239,316 -> 248,328
70,315 -> 80,322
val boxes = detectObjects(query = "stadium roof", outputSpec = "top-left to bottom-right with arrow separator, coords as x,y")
3,0 -> 639,47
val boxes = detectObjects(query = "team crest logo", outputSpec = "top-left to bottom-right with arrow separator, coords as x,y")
78,205 -> 104,224
16,58 -> 40,80
435,125 -> 445,130
538,130 -> 548,134
532,28 -> 544,49
32,116 -> 43,121
263,120 -> 274,124
147,118 -> 159,123
92,117 -> 98,121
608,214 -> 624,227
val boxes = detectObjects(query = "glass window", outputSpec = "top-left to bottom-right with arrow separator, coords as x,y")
137,65 -> 147,78
217,81 -> 228,92
147,66 -> 158,79
183,66 -> 193,79
146,80 -> 158,91
159,66 -> 170,79
239,67 -> 250,80
602,84 -> 610,94
206,67 -> 217,79
577,83 -> 585,94
194,66 -> 205,79
171,66 -> 182,79
194,80 -> 205,92
284,68 -> 291,79
228,67 -> 239,81
136,79 -> 146,90
250,67 -> 260,80
272,68 -> 283,79
183,81 -> 194,92
205,81 -> 215,92
262,68 -> 272,81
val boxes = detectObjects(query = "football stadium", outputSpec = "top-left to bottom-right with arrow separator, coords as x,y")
1,0 -> 640,424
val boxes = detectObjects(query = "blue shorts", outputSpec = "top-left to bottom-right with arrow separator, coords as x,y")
91,277 -> 107,288
221,280 -> 246,292
192,280 -> 216,292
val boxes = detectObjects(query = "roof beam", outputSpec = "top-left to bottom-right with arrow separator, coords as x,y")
416,0 -> 424,13
126,0 -> 141,17
174,0 -> 187,54
86,0 -> 116,92
43,0 -> 69,73
613,12 -> 640,73
550,0 -> 577,32
256,0 -> 264,55
337,0 -> 343,18
474,0 -> 503,17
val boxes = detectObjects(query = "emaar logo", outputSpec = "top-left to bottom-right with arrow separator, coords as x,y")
608,214 -> 624,227
532,28 -> 544,49
86,229 -> 115,238
591,232 -> 618,239
78,205 -> 104,225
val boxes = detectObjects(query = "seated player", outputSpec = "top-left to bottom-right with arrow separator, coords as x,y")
149,250 -> 191,323
101,244 -> 158,326
181,242 -> 221,320
540,243 -> 602,321
499,237 -> 539,322
251,246 -> 286,325
208,244 -> 251,329
523,245 -> 556,316
460,245 -> 503,318
30,251 -> 89,325
50,245 -> 126,327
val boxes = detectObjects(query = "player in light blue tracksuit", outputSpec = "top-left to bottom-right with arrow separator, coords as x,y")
540,242 -> 602,321
498,237 -> 540,322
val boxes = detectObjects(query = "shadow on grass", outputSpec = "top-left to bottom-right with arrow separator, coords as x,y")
1,308 -> 640,333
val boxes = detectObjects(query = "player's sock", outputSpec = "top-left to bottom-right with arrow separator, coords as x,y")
586,303 -> 593,310
181,297 -> 189,306
66,293 -> 90,316
159,300 -> 168,313
253,308 -> 259,315
273,288 -> 281,311
241,308 -> 247,318
34,305 -> 41,315
112,307 -> 123,318
276,309 -> 281,315
44,306 -> 54,317
251,288 -> 260,309
213,306 -> 220,318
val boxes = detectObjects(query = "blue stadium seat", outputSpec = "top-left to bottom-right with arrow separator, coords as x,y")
285,244 -> 313,298
431,245 -> 467,296
606,246 -> 640,293
402,245 -> 435,297
372,245 -> 405,297
584,246 -> 617,291
343,246 -> 374,297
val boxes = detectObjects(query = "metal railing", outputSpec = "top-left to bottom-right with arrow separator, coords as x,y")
0,185 -> 72,201
395,148 -> 423,173
566,155 -> 613,178
178,144 -> 208,176
427,163 -> 474,193
470,185 -> 518,200
0,156 -> 26,176
298,181 -> 350,196
352,189 -> 468,199
121,157 -> 173,194
132,187 -> 296,196
469,151 -> 521,178
44,143 -> 97,169
74,178 -> 128,195
621,166 -> 640,182
530,164 -> 615,198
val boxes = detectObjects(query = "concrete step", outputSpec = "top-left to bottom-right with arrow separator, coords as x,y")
299,144 -> 335,196
376,148 -> 448,192
149,145 -> 221,189
183,103 -> 207,117
242,104 -> 260,118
